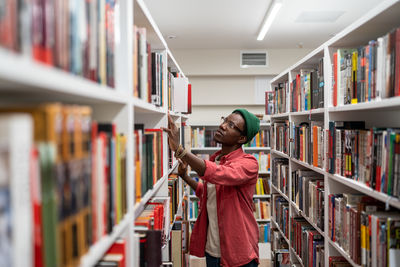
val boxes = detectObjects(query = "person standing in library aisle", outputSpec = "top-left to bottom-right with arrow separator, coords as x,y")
162,109 -> 260,267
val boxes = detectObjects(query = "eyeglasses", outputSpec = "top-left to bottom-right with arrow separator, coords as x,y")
220,116 -> 245,135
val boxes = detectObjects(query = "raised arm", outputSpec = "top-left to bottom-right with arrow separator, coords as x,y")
161,114 -> 206,176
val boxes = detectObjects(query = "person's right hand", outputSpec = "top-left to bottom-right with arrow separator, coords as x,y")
177,159 -> 188,178
161,114 -> 180,152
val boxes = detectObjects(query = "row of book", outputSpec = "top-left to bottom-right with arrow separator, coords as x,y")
188,198 -> 199,221
327,121 -> 400,198
244,129 -> 271,148
328,193 -> 400,266
259,223 -> 271,243
191,128 -> 270,148
291,170 -> 325,231
290,217 -> 324,267
273,121 -> 290,155
1,0 -> 117,87
168,175 -> 185,224
134,126 -> 164,202
253,199 -> 270,220
332,27 -> 400,107
95,239 -> 126,267
290,60 -> 325,113
0,104 -> 128,267
191,128 -> 221,148
272,194 -> 290,240
133,26 -> 164,106
251,152 -> 270,172
291,121 -> 324,169
255,178 -> 270,195
271,158 -> 289,196
267,82 -> 289,115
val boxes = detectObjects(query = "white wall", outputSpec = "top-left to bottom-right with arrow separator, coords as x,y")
173,48 -> 312,76
172,48 -> 312,124
188,105 -> 266,125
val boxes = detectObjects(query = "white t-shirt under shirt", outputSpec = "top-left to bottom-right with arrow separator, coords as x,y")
205,158 -> 221,257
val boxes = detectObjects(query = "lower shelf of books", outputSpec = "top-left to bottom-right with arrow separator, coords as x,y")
328,239 -> 361,267
79,215 -> 131,267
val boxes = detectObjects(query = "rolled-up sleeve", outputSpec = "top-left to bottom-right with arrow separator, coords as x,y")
200,156 -> 259,186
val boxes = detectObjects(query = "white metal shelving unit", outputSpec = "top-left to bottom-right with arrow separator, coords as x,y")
269,1 -> 400,266
0,0 -> 190,266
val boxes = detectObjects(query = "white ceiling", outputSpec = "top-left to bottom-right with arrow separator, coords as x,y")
144,0 -> 384,50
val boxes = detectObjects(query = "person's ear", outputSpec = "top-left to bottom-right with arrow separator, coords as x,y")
238,135 -> 247,145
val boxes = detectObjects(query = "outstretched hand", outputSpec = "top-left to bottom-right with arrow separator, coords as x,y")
161,114 -> 180,152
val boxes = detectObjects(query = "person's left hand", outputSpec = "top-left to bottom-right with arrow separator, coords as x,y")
177,158 -> 188,177
161,114 -> 180,152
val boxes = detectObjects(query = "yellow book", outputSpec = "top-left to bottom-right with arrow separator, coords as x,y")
351,51 -> 358,104
259,178 -> 265,195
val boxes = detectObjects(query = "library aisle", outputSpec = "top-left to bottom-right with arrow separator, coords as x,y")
1,0 -> 400,266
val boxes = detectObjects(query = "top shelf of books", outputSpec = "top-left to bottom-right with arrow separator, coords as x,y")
268,0 -> 400,116
134,0 -> 168,51
0,49 -> 128,105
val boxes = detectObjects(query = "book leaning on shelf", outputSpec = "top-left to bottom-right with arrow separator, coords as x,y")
0,104 -> 127,267
0,0 -> 117,87
331,27 -> 400,106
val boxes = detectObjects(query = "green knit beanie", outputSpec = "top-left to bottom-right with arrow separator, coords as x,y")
232,109 -> 260,143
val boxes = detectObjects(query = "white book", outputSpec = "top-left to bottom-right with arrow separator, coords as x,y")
139,28 -> 148,102
376,37 -> 384,100
173,77 -> 188,113
96,135 -> 106,239
0,114 -> 33,267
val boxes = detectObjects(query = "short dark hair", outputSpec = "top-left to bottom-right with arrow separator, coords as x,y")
233,111 -> 247,137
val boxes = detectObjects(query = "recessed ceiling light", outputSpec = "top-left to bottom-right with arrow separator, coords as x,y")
295,10 -> 345,23
167,35 -> 177,39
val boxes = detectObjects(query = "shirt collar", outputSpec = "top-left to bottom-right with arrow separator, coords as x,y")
210,147 -> 244,162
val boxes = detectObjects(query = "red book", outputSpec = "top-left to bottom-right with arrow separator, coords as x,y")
91,122 -> 99,242
333,52 -> 338,106
187,83 -> 192,114
31,147 -> 44,267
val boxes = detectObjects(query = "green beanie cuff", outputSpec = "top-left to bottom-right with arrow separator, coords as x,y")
232,108 -> 260,143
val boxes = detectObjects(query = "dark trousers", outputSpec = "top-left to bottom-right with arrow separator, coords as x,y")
205,252 -> 258,267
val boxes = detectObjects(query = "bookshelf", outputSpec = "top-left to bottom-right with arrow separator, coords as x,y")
0,0 -> 190,266
268,1 -> 400,266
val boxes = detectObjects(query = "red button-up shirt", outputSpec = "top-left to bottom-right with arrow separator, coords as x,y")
189,148 -> 259,267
